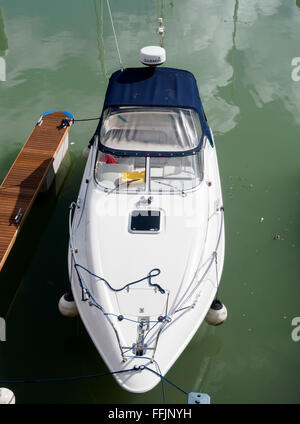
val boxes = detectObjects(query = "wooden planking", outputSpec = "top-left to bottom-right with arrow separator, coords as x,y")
0,111 -> 72,271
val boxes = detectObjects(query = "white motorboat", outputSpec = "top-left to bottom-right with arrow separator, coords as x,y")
68,60 -> 225,393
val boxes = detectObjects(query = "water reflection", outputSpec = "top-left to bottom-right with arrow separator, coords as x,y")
0,8 -> 8,82
127,0 -> 239,136
230,0 -> 239,96
191,326 -> 222,392
296,0 -> 300,10
94,0 -> 108,81
156,0 -> 165,20
234,1 -> 300,124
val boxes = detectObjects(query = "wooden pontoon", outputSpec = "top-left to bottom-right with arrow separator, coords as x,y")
0,110 -> 72,271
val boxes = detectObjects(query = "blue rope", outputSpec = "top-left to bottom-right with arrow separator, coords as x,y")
0,368 -> 136,385
74,264 -> 165,294
122,355 -> 167,403
155,360 -> 166,404
63,117 -> 101,124
73,264 -> 104,308
73,264 -> 169,325
145,366 -> 188,396
0,364 -> 187,400
121,357 -> 187,403
0,362 -> 188,404
0,365 -> 187,396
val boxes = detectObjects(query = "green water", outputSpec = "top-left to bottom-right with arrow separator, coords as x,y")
0,0 -> 300,404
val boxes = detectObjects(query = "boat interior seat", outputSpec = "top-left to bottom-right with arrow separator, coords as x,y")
151,168 -> 164,177
116,157 -> 135,166
164,165 -> 194,179
97,163 -> 133,184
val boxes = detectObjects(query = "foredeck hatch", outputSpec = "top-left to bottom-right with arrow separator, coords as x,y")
129,210 -> 161,233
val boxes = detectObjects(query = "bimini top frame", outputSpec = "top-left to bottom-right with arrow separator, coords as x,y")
96,67 -> 213,157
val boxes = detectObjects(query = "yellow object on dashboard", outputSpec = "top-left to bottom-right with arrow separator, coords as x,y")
121,170 -> 145,182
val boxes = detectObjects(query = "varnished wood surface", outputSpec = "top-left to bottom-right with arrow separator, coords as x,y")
0,111 -> 72,271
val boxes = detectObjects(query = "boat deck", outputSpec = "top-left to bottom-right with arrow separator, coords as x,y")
0,111 -> 72,271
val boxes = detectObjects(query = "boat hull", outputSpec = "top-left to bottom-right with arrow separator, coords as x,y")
68,133 -> 225,393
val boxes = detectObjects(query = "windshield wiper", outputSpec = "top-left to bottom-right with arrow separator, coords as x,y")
105,179 -> 142,195
152,180 -> 187,197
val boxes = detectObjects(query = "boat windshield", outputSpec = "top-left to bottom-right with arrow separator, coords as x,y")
99,106 -> 202,154
95,151 -> 204,194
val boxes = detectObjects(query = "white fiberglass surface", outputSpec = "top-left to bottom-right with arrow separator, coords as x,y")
95,151 -> 204,193
100,106 -> 202,153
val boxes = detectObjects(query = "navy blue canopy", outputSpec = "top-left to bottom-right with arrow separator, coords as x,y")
96,67 -> 213,156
